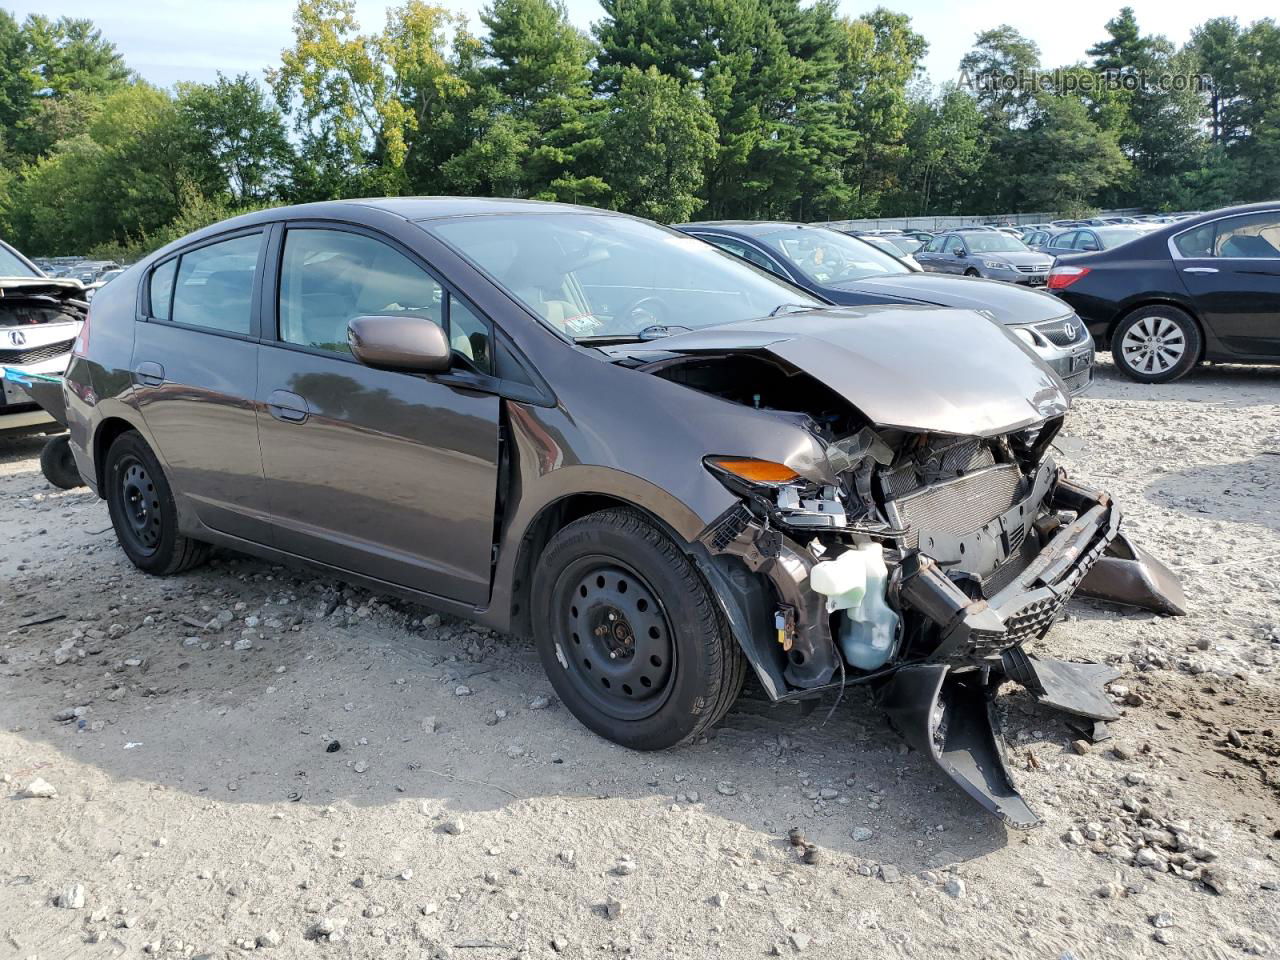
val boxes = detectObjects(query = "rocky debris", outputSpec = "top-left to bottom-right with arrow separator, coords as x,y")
614,858 -> 637,876
1150,911 -> 1175,929
18,777 -> 57,799
441,818 -> 465,836
709,891 -> 728,908
943,877 -> 966,899
551,935 -> 569,952
54,883 -> 85,909
421,716 -> 438,734
879,865 -> 901,883
309,917 -> 348,942
529,695 -> 551,710
454,685 -> 472,697
256,930 -> 283,948
851,827 -> 873,843
603,896 -> 624,920
1071,739 -> 1091,755
715,782 -> 737,796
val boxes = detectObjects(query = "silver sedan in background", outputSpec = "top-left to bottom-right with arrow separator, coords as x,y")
916,231 -> 1054,285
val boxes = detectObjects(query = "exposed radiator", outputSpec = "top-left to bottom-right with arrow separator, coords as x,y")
885,463 -> 1023,549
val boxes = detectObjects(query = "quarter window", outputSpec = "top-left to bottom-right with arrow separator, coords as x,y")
149,259 -> 177,321
169,234 -> 260,335
448,296 -> 492,375
278,229 -> 443,356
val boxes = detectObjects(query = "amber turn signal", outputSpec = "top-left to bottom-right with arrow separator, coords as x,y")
706,457 -> 800,485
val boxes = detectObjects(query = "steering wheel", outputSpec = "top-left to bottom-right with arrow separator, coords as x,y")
616,295 -> 670,331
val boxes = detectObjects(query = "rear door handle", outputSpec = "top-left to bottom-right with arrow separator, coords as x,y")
1182,267 -> 1219,274
133,361 -> 165,386
266,389 -> 309,424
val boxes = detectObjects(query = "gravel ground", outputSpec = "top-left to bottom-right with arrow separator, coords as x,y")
1,357 -> 1278,960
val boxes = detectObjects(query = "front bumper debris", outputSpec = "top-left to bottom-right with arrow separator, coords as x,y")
703,468 -> 1187,827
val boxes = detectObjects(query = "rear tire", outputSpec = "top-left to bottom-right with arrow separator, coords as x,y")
104,431 -> 208,575
1111,306 -> 1201,383
40,434 -> 84,489
531,508 -> 745,751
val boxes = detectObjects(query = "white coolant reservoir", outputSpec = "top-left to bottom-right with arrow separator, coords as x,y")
837,542 -> 901,671
809,549 -> 867,612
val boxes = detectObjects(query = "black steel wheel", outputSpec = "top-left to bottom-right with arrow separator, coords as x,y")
555,558 -> 677,723
104,431 -> 209,575
532,508 -> 746,751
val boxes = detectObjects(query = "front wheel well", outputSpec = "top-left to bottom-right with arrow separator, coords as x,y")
1107,300 -> 1206,361
92,417 -> 139,493
507,494 -> 686,638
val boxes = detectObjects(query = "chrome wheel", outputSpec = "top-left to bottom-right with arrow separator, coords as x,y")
1120,315 -> 1186,375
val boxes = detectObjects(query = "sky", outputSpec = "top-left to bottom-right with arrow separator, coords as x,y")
7,0 -> 1276,91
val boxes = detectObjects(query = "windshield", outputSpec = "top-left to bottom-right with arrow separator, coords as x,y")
426,214 -> 823,341
0,242 -> 39,278
757,228 -> 909,283
962,234 -> 1029,254
888,237 -> 923,255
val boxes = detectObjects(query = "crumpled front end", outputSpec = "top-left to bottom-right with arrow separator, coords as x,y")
695,415 -> 1186,827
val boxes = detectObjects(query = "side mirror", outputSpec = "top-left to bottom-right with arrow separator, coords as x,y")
348,315 -> 451,373
954,248 -> 966,257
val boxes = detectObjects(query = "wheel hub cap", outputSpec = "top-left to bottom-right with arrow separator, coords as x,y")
1121,316 -> 1185,374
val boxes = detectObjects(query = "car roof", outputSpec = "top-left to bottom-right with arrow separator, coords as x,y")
677,221 -> 828,236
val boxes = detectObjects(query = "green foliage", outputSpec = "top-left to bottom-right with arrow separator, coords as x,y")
599,66 -> 717,221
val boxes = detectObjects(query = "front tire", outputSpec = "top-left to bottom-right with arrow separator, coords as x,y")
104,431 -> 208,575
1111,306 -> 1201,383
531,508 -> 745,751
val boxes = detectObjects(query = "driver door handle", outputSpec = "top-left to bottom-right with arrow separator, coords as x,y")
267,389 -> 309,424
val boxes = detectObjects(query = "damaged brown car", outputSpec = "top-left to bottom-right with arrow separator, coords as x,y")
62,199 -> 1186,826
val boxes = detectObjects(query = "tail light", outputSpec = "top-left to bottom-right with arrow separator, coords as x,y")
71,307 -> 91,357
1047,265 -> 1091,290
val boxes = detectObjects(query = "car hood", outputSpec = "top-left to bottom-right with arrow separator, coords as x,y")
618,305 -> 1069,437
0,276 -> 87,299
826,273 -> 1069,326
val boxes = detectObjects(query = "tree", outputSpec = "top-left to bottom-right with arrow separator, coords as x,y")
599,66 -> 717,221
176,74 -> 292,203
269,0 -> 466,197
21,15 -> 130,99
479,0 -> 607,202
898,85 -> 986,214
1015,93 -> 1128,212
0,10 -> 33,131
836,9 -> 927,215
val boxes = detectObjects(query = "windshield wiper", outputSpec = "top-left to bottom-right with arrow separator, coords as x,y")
577,324 -> 695,345
768,303 -> 819,317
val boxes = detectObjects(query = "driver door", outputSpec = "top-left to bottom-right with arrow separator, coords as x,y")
255,223 -> 501,605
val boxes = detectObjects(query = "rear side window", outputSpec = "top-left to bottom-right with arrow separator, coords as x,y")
149,259 -> 177,320
170,234 -> 261,335
1214,212 -> 1280,258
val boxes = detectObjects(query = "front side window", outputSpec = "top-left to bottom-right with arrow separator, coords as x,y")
922,236 -> 945,253
1214,212 -> 1280,258
278,229 -> 443,356
426,214 -> 822,342
170,234 -> 261,335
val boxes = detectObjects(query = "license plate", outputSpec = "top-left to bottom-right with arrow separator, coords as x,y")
1026,275 -> 1046,285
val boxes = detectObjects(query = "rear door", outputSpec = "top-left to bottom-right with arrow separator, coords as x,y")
255,222 -> 501,605
131,230 -> 268,541
1174,210 -> 1280,358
